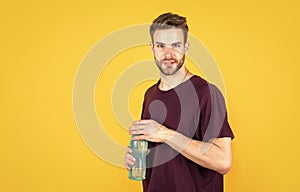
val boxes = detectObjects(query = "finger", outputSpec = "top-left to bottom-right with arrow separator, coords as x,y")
132,119 -> 151,125
126,153 -> 136,162
131,134 -> 147,141
125,146 -> 132,154
125,159 -> 135,168
129,125 -> 146,134
124,161 -> 132,170
125,147 -> 135,168
125,154 -> 136,167
129,124 -> 147,131
124,164 -> 130,170
124,159 -> 130,170
130,130 -> 146,135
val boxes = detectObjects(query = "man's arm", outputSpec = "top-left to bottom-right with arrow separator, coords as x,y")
129,120 -> 232,175
166,129 -> 232,175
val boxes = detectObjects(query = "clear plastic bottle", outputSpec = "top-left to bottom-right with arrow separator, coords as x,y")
128,135 -> 148,180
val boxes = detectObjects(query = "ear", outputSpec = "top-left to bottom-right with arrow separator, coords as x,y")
184,42 -> 190,54
150,43 -> 154,55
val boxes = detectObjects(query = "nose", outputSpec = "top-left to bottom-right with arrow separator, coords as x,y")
164,46 -> 173,59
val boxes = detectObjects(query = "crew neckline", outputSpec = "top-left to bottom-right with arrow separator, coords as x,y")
156,75 -> 197,93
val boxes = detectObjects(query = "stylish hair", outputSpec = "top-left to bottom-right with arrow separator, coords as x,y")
150,12 -> 189,43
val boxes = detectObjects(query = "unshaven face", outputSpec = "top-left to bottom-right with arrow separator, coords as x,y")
151,28 -> 188,75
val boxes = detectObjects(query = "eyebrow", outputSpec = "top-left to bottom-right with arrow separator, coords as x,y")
155,42 -> 183,45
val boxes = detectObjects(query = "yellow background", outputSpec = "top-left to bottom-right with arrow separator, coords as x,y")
1,0 -> 299,191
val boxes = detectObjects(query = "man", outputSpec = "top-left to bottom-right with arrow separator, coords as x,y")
125,12 -> 234,192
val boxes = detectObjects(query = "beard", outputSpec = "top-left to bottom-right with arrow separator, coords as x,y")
154,55 -> 185,75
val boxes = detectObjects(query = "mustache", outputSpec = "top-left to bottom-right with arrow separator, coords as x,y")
162,58 -> 177,62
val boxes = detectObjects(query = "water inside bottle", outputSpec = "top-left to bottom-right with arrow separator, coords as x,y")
129,139 -> 148,180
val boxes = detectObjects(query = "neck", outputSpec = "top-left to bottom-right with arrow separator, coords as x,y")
159,67 -> 190,91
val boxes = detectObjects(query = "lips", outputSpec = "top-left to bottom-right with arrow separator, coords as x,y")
163,60 -> 176,67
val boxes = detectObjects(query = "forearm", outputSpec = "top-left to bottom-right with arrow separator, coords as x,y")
164,129 -> 231,174
129,120 -> 232,174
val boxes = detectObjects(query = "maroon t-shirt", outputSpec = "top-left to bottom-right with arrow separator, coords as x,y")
141,75 -> 234,192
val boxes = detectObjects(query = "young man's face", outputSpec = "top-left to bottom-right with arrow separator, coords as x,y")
151,28 -> 188,75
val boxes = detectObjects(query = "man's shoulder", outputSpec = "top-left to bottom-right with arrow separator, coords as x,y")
190,75 -> 224,98
143,81 -> 159,97
190,75 -> 209,92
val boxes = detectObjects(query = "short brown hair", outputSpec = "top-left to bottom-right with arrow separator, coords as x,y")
150,12 -> 189,42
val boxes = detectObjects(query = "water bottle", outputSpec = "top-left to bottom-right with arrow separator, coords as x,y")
128,135 -> 148,180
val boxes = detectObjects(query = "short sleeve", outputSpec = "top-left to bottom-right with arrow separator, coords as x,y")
200,84 -> 234,141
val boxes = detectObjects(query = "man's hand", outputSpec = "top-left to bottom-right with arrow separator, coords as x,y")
124,146 -> 150,170
127,119 -> 232,174
124,147 -> 135,171
128,119 -> 174,143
